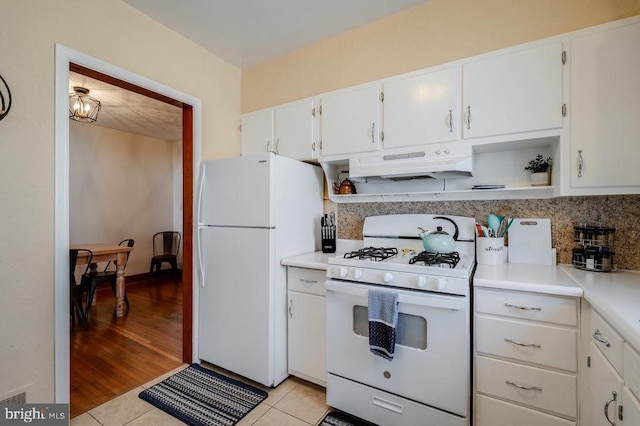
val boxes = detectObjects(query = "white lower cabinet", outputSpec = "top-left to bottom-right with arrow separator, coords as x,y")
476,394 -> 575,426
286,266 -> 326,386
583,307 -> 640,426
475,288 -> 578,424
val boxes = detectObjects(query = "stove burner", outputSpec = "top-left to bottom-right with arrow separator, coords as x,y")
409,251 -> 460,268
344,246 -> 398,262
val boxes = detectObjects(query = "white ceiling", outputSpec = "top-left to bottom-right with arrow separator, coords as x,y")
122,0 -> 431,69
74,0 -> 431,140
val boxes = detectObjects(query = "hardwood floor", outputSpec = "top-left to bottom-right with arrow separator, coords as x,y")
70,277 -> 183,418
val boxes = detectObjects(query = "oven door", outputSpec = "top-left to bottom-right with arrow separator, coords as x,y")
326,279 -> 470,417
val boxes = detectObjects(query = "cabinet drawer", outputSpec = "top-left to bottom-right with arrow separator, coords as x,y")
476,315 -> 577,371
625,343 -> 640,400
476,356 -> 576,418
475,394 -> 575,426
475,288 -> 577,326
590,309 -> 624,375
288,267 -> 326,296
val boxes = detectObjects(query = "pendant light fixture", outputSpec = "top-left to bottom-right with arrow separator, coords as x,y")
69,86 -> 102,123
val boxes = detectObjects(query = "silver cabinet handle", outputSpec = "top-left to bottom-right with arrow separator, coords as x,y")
275,139 -> 280,155
504,303 -> 542,311
288,299 -> 293,319
448,109 -> 453,132
465,106 -> 471,130
505,380 -> 542,392
300,279 -> 318,284
371,122 -> 376,143
311,142 -> 316,152
593,329 -> 611,347
266,140 -> 271,152
504,338 -> 542,349
604,391 -> 617,426
578,150 -> 584,178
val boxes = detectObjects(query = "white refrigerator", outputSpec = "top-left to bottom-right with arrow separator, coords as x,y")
196,153 -> 323,387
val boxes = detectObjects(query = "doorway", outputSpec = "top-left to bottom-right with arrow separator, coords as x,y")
54,45 -> 202,403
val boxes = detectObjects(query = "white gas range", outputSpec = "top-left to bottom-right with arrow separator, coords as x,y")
325,214 -> 475,426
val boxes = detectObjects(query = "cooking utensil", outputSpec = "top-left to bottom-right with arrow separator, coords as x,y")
487,214 -> 501,236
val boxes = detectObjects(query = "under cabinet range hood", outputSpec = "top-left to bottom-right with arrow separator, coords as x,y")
348,143 -> 473,180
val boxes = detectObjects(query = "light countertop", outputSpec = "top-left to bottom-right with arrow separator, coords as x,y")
281,251 -> 340,270
474,263 -> 584,297
559,265 -> 640,353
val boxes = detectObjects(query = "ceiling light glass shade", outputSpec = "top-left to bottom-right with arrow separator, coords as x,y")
69,86 -> 102,123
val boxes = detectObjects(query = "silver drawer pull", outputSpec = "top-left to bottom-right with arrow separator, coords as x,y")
604,391 -> 617,426
300,279 -> 318,284
504,303 -> 542,311
593,329 -> 611,347
504,338 -> 542,349
505,380 -> 542,392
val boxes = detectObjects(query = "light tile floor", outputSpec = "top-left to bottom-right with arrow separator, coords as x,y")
70,364 -> 332,426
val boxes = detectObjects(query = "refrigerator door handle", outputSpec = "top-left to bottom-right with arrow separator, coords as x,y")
197,227 -> 205,287
196,163 -> 206,226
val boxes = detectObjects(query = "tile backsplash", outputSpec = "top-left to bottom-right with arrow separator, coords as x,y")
336,195 -> 640,271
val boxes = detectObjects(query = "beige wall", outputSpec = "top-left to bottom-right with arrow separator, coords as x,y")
69,122 -> 179,276
241,0 -> 640,112
0,0 -> 239,403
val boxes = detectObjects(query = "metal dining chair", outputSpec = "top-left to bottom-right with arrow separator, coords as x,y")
149,231 -> 181,284
70,248 -> 93,331
85,239 -> 134,316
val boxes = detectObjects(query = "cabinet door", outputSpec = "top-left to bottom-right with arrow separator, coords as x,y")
383,67 -> 459,149
570,22 -> 640,188
241,109 -> 273,156
320,84 -> 380,157
274,99 -> 319,160
586,342 -> 624,426
462,42 -> 563,139
623,386 -> 640,426
287,291 -> 326,386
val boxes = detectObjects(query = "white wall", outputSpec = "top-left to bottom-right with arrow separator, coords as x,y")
69,121 -> 180,275
0,0 -> 240,404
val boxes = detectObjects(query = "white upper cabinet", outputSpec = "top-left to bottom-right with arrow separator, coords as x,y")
382,66 -> 460,149
462,42 -> 564,139
320,84 -> 381,157
274,98 -> 319,160
569,21 -> 640,189
241,109 -> 273,156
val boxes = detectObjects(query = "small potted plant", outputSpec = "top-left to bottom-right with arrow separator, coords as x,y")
525,154 -> 552,186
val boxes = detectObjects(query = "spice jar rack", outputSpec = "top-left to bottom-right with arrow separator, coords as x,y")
572,225 -> 616,272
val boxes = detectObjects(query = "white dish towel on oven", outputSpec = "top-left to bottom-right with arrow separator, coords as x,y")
368,289 -> 399,361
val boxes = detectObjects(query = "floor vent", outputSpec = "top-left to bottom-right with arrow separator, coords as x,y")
0,392 -> 26,404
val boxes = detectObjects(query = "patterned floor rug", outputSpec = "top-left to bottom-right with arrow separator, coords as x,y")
319,410 -> 376,426
139,364 -> 268,426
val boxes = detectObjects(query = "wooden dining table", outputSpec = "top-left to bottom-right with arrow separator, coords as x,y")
70,243 -> 134,317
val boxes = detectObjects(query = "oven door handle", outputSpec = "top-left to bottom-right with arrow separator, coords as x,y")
325,280 -> 466,311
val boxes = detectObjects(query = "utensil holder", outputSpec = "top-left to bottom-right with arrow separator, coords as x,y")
322,238 -> 336,253
476,237 -> 507,265
321,224 -> 336,253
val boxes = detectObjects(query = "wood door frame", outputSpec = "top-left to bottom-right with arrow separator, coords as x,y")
55,45 -> 201,402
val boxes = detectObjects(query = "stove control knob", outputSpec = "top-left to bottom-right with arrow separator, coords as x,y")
382,272 -> 394,283
339,267 -> 348,278
435,278 -> 447,290
353,268 -> 363,279
417,276 -> 428,288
